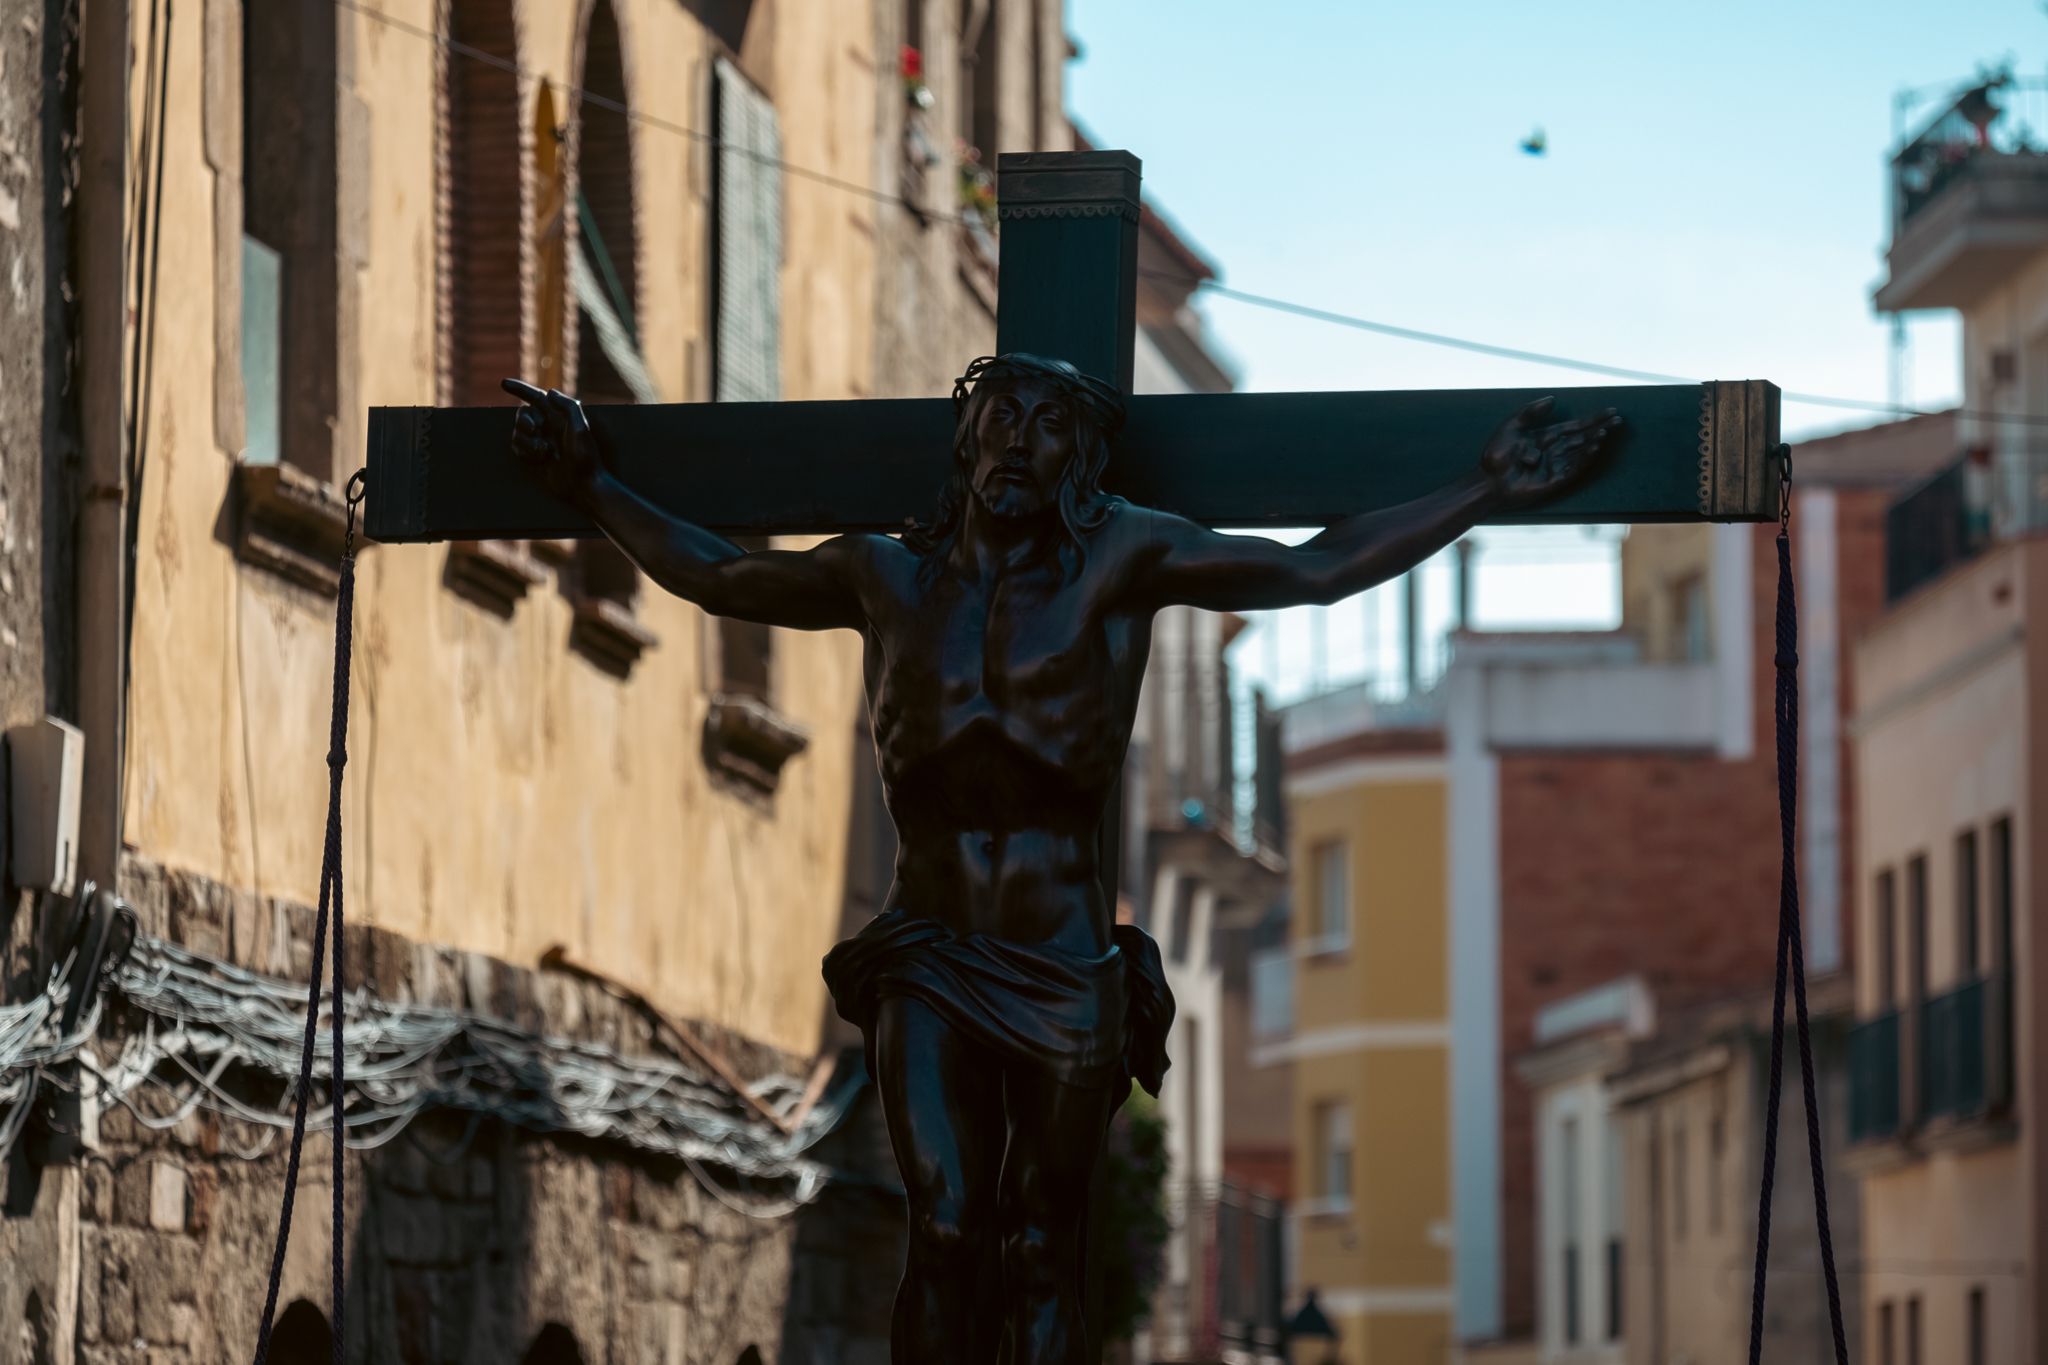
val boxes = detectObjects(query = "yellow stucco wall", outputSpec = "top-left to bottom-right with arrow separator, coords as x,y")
121,0 -> 878,1057
1286,763 -> 1452,1353
1290,777 -> 1449,1028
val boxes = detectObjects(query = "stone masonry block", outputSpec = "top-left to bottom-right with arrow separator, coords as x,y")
147,1161 -> 186,1232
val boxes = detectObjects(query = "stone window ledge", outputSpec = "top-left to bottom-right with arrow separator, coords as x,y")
527,537 -> 578,565
233,462 -> 358,596
444,539 -> 547,616
569,594 -> 659,678
702,693 -> 810,798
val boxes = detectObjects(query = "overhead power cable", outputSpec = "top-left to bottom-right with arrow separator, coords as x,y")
338,0 -> 2010,432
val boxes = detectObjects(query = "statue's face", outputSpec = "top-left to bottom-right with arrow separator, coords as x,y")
968,377 -> 1076,522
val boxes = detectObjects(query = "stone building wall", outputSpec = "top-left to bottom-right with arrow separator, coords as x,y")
0,0 -> 80,1356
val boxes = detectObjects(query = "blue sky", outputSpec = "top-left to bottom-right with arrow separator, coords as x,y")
1068,0 -> 2036,697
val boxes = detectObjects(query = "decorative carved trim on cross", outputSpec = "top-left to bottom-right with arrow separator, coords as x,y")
994,150 -> 1142,225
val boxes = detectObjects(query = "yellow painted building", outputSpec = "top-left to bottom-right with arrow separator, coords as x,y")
1271,685 -> 1455,1363
120,0 -> 884,1058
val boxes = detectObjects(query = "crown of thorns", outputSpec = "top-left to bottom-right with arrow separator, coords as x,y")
952,354 -> 1127,440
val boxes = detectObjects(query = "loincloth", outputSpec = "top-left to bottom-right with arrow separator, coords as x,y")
821,908 -> 1174,1097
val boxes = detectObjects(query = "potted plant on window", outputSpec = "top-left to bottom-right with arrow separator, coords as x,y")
900,44 -> 934,109
957,141 -> 997,233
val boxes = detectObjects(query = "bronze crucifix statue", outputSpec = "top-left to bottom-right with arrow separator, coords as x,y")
367,150 -> 1779,1365
505,353 -> 1620,1363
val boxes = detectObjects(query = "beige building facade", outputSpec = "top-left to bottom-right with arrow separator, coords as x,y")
1858,68 -> 2048,1365
1846,539 -> 2043,1365
131,0 -> 877,1057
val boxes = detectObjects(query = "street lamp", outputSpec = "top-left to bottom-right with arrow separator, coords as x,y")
1282,1288 -> 1340,1364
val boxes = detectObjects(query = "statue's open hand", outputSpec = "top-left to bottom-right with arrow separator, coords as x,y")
505,378 -> 604,507
1479,398 -> 1623,512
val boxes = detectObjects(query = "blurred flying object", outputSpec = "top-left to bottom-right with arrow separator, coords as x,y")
1520,127 -> 1547,156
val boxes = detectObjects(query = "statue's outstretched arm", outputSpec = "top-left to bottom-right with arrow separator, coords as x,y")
1133,398 -> 1619,612
507,381 -> 871,631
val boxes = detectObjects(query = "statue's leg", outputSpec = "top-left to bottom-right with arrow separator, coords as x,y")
873,996 -> 1003,1364
995,1069 -> 1118,1365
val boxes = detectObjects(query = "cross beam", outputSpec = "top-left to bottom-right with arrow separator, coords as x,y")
365,381 -> 1779,542
364,149 -> 1779,544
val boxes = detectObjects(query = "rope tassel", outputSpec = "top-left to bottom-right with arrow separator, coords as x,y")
251,470 -> 363,1365
1746,447 -> 1848,1365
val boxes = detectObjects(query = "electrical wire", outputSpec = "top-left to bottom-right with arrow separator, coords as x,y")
338,0 -> 2024,432
0,930 -> 859,1217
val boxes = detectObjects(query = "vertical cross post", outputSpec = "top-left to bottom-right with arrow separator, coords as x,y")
995,148 -> 1145,1365
994,148 -> 1144,944
995,150 -> 1144,391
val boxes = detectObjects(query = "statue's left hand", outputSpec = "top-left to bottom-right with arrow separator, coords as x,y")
1479,398 -> 1623,511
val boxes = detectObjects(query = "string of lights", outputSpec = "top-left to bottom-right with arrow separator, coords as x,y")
0,929 -> 857,1216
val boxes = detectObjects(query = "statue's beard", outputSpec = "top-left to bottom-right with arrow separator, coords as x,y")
973,467 -> 1054,521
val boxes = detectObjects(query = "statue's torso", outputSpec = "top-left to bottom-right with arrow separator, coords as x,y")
863,517 -> 1152,952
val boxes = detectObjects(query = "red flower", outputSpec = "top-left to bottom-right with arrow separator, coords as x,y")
900,45 -> 923,79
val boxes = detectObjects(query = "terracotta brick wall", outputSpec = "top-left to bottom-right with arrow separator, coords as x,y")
1494,511 -> 1892,1336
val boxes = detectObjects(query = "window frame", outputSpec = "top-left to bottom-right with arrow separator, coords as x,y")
1302,839 -> 1351,956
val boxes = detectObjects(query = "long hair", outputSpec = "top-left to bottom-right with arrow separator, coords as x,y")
902,355 -> 1124,580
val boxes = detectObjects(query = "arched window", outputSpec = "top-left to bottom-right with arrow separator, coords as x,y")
268,1301 -> 334,1365
437,0 -> 528,407
521,1322 -> 587,1364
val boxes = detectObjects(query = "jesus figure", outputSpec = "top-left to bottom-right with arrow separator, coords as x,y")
508,355 -> 1619,1364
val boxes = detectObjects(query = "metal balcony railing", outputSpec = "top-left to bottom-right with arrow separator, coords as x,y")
1849,1010 -> 1902,1144
1891,72 -> 2048,232
1148,1179 -> 1287,1362
1922,979 -> 1989,1122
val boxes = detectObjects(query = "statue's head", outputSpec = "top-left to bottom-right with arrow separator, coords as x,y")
905,354 -> 1126,570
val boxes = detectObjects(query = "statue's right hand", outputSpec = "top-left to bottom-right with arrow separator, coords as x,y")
505,378 -> 603,507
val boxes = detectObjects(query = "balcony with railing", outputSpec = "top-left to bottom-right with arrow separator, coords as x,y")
1876,72 -> 2048,311
1849,979 -> 2016,1157
1848,1010 -> 1901,1145
1921,978 -> 1989,1122
1886,455 -> 1987,601
1146,1180 -> 1287,1364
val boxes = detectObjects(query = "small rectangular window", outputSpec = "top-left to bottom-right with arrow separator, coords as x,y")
1312,1100 -> 1352,1205
1968,1286 -> 1986,1365
1671,1125 -> 1688,1242
1908,855 -> 1930,1003
1251,948 -> 1293,1039
1561,1116 -> 1582,1345
1311,841 -> 1350,951
240,237 -> 283,467
1878,1300 -> 1895,1365
1877,868 -> 1898,1008
1707,1115 -> 1725,1235
1906,1295 -> 1922,1365
1957,828 -> 1981,979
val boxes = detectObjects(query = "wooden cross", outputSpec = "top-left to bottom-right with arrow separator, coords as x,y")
366,150 -> 1781,546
